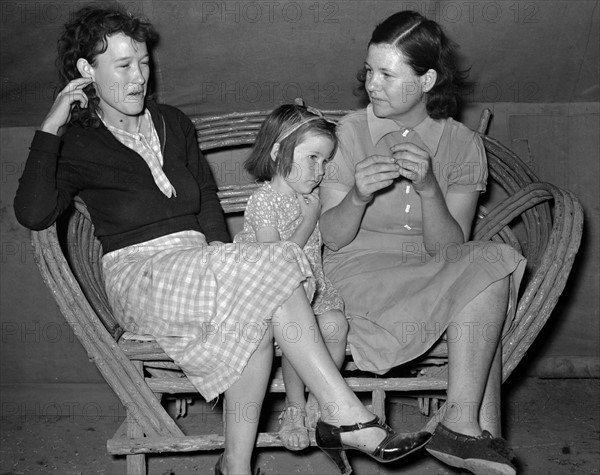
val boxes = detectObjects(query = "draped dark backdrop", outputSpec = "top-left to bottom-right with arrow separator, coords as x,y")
1,0 -> 598,127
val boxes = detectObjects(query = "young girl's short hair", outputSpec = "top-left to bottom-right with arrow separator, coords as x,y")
245,104 -> 338,181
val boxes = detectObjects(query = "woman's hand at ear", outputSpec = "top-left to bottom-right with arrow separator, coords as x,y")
41,77 -> 93,135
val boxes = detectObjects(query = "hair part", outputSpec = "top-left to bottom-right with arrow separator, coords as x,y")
360,10 -> 470,119
245,104 -> 338,181
56,2 -> 158,127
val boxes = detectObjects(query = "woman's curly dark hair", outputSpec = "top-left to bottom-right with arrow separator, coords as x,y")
56,3 -> 158,127
357,10 -> 470,120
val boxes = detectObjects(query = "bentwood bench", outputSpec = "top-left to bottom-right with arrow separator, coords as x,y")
30,108 -> 583,474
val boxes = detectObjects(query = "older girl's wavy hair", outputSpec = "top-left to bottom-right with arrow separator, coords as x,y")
358,10 -> 470,119
245,103 -> 338,181
56,3 -> 158,127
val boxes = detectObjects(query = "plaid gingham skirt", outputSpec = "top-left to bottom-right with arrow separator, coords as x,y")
102,230 -> 314,401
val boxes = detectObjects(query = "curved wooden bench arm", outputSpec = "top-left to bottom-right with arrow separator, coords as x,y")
69,200 -> 123,340
473,182 -> 584,379
482,135 -> 553,265
31,224 -> 183,439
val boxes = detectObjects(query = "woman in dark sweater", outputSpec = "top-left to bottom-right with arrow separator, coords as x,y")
14,5 -> 430,475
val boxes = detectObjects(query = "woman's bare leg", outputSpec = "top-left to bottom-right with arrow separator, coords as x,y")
222,326 -> 273,475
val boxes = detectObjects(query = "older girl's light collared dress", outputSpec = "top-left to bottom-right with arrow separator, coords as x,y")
321,106 -> 526,374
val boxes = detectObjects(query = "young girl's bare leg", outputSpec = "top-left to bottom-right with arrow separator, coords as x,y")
279,355 -> 310,450
317,309 -> 349,367
280,309 -> 348,449
305,309 -> 348,429
272,287 -> 391,450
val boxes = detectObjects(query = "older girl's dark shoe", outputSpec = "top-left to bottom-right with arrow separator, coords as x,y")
315,417 -> 431,474
426,423 -> 516,475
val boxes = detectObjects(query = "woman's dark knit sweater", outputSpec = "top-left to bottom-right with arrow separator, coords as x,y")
14,102 -> 230,252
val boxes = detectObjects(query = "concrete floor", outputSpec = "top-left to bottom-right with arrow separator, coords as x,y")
1,378 -> 598,475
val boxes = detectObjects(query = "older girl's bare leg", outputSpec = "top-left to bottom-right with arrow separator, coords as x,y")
479,343 -> 502,436
444,277 -> 509,437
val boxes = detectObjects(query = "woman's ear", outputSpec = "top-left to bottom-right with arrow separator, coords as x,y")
421,69 -> 437,93
76,58 -> 94,79
270,142 -> 280,161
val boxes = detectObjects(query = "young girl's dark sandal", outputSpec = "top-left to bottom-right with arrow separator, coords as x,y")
315,416 -> 432,474
426,423 -> 517,475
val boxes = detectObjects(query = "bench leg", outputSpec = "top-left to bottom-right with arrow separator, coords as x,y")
127,362 -> 147,475
126,425 -> 146,475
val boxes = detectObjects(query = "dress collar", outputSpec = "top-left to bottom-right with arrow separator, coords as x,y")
366,104 -> 444,156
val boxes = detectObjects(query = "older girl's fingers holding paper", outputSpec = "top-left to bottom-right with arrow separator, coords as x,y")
353,154 -> 401,202
390,142 -> 437,194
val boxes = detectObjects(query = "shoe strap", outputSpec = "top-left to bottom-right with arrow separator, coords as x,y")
329,416 -> 391,434
278,405 -> 306,423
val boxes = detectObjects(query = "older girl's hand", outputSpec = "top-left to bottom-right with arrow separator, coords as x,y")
352,155 -> 401,203
298,188 -> 321,229
40,78 -> 93,135
390,143 -> 438,196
